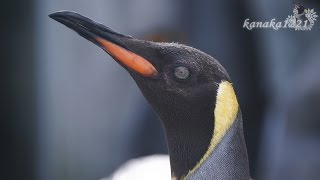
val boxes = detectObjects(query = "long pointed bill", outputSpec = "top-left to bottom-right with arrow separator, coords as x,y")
49,11 -> 158,77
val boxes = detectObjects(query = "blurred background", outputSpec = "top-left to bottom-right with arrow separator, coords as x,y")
3,0 -> 320,180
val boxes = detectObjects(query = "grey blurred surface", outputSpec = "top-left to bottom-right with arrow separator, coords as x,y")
251,1 -> 320,179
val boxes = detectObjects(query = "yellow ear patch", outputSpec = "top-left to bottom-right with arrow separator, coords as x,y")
185,81 -> 239,178
211,81 -> 239,154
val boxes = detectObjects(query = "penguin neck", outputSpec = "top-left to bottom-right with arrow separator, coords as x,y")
159,81 -> 249,179
186,112 -> 250,180
162,111 -> 249,180
161,103 -> 215,179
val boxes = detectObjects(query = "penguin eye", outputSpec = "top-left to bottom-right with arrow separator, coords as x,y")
174,66 -> 190,80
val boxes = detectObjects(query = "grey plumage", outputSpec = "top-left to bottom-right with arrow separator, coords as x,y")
189,111 -> 250,180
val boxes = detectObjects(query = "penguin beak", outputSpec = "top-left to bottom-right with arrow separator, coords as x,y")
49,11 -> 158,78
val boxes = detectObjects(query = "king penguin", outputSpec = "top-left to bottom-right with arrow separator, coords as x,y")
49,11 -> 251,180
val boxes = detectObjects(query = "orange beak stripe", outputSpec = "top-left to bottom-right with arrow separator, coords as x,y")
96,38 -> 158,77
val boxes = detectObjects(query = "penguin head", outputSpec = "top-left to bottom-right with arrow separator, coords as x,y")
49,11 -> 241,179
49,11 -> 231,126
127,42 -> 231,126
